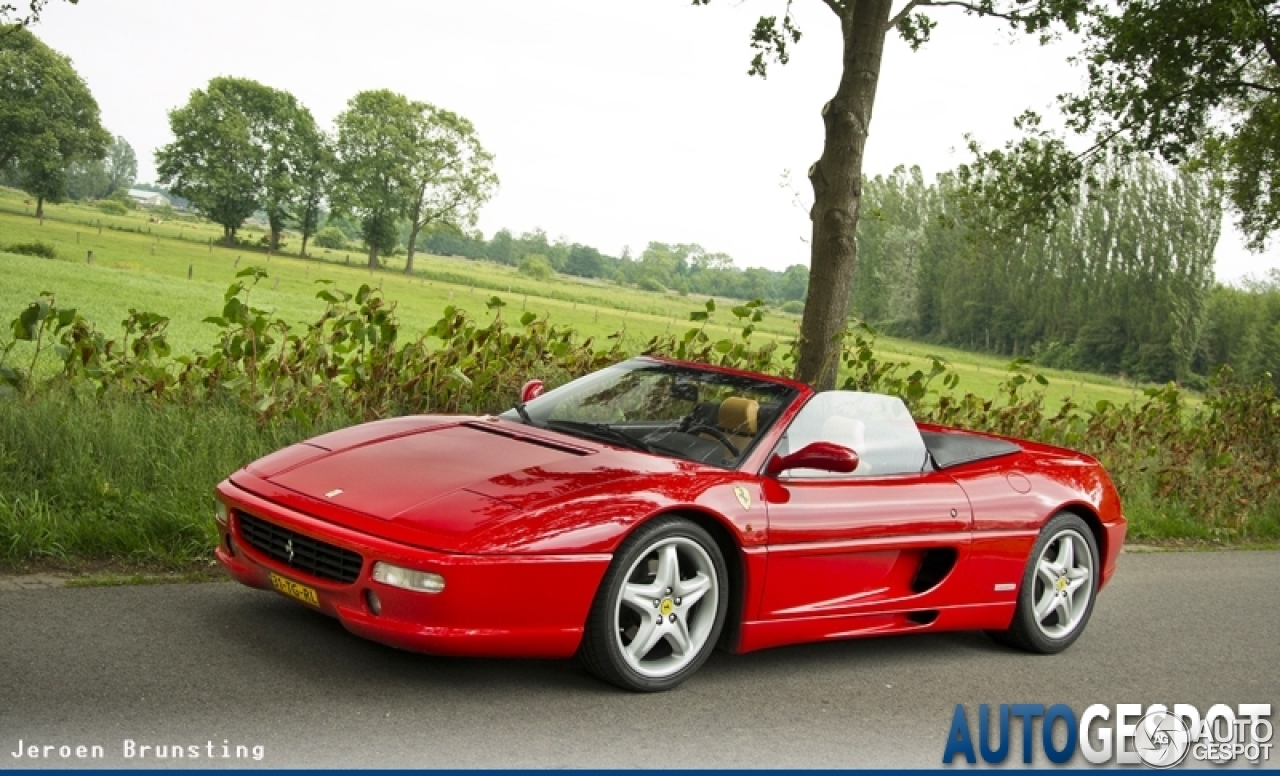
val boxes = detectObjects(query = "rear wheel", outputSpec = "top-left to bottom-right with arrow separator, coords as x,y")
990,512 -> 1098,654
580,516 -> 727,692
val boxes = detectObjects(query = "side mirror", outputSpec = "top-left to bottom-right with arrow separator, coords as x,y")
520,379 -> 545,403
766,441 -> 859,477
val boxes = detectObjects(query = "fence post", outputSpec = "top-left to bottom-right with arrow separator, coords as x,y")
187,264 -> 193,280
86,250 -> 93,264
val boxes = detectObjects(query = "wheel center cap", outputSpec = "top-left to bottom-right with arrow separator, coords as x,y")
659,598 -> 675,616
1056,577 -> 1068,592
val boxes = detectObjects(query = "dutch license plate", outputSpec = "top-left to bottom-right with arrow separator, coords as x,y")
270,572 -> 319,607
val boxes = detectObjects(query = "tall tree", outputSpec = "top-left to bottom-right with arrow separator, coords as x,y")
103,134 -> 136,193
330,89 -> 421,269
695,0 -> 1086,388
292,130 -> 334,258
260,103 -> 323,252
156,77 -> 314,246
66,135 -> 136,200
402,105 -> 497,275
0,27 -> 107,216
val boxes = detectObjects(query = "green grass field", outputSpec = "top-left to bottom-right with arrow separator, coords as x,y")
0,187 -> 1163,407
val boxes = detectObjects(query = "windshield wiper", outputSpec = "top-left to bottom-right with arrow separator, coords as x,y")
545,420 -> 653,454
511,401 -> 535,426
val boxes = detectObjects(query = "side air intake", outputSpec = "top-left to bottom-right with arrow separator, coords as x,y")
910,547 -> 958,594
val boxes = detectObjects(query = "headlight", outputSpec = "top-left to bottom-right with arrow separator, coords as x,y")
215,501 -> 229,525
372,562 -> 445,594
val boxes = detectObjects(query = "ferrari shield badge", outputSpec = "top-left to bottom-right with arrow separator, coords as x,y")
733,485 -> 752,511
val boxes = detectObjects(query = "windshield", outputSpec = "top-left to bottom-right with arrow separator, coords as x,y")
499,359 -> 798,468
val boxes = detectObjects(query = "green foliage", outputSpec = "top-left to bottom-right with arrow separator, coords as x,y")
4,240 -> 58,259
0,27 -> 107,171
66,136 -> 135,201
780,300 -> 804,314
0,28 -> 109,213
402,104 -> 498,273
517,253 -> 554,281
0,270 -> 630,422
330,89 -> 422,266
0,387 -> 341,567
95,199 -> 127,216
855,158 -> 1220,383
0,0 -> 77,29
156,77 -> 320,246
965,0 -> 1280,251
313,225 -> 348,250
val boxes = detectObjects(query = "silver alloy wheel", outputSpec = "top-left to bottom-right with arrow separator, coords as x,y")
612,536 -> 719,679
1031,527 -> 1095,639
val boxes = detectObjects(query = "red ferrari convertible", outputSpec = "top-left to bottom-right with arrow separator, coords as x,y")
215,356 -> 1125,691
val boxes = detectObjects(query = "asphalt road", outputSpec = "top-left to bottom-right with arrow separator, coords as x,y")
1,550 -> 1277,769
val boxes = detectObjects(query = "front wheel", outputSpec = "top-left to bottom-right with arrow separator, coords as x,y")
990,511 -> 1099,654
579,516 -> 728,692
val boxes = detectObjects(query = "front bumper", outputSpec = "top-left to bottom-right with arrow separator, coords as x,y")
215,479 -> 611,659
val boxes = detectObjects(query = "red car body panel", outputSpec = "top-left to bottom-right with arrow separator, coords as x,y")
215,357 -> 1125,661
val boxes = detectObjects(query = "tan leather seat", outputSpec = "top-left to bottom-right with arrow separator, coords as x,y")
716,397 -> 759,460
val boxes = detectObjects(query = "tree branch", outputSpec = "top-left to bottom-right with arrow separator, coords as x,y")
1219,78 -> 1280,96
902,0 -> 1023,24
886,0 -> 925,31
1243,0 -> 1280,68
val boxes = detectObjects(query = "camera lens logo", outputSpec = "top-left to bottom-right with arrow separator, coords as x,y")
1136,710 -> 1191,768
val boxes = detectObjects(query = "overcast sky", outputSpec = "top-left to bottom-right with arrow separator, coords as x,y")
31,0 -> 1279,283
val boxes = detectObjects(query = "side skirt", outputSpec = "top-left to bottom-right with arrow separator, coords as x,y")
733,601 -> 1016,654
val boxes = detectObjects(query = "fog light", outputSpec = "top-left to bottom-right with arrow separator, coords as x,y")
365,589 -> 382,616
215,501 -> 228,525
371,562 -> 445,594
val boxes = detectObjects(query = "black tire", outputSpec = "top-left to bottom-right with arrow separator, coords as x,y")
989,511 -> 1100,654
579,516 -> 728,692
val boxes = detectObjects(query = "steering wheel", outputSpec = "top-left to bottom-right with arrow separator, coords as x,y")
684,423 -> 741,458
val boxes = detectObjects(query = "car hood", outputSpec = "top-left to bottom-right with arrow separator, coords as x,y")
241,416 -> 704,553
265,417 -> 602,512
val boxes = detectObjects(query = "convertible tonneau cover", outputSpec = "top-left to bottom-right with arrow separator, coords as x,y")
920,430 -> 1021,469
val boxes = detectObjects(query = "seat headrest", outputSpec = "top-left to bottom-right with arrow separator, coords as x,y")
718,397 -> 759,435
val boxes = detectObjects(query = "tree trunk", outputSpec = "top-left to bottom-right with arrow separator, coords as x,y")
300,233 -> 310,259
368,244 -> 378,270
267,211 -> 285,253
35,196 -> 44,219
404,188 -> 425,275
794,0 -> 894,390
405,224 -> 421,275
223,225 -> 235,247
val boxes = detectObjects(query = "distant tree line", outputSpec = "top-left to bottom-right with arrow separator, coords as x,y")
852,158 -> 1279,386
362,223 -> 812,308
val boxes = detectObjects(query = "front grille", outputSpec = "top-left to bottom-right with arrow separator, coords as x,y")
236,512 -> 363,584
